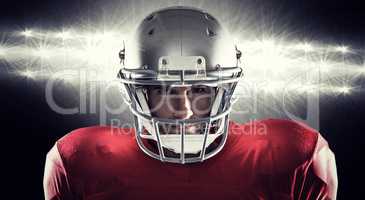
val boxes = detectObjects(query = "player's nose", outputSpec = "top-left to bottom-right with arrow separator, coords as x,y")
172,88 -> 193,119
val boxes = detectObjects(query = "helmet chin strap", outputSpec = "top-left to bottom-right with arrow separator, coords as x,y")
134,87 -> 226,155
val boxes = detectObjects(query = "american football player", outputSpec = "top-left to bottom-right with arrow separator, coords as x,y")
44,6 -> 337,200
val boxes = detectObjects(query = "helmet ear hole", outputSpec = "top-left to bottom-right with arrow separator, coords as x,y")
197,58 -> 202,65
146,14 -> 155,21
204,13 -> 217,22
148,29 -> 155,36
206,28 -> 216,37
162,59 -> 168,65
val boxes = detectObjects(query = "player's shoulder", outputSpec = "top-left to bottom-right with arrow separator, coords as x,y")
229,119 -> 321,168
231,118 -> 319,138
56,126 -> 136,162
58,126 -> 134,146
260,118 -> 319,153
232,118 -> 318,139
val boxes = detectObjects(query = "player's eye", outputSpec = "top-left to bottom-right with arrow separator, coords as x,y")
191,86 -> 214,95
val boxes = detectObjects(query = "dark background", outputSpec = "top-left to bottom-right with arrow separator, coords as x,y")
1,0 -> 364,199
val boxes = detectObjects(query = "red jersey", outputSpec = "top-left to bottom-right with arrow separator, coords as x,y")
44,119 -> 337,200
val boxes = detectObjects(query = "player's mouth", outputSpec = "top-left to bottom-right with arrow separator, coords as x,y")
158,124 -> 203,135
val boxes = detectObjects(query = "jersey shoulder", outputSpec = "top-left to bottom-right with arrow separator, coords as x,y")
56,126 -> 137,171
229,119 -> 320,170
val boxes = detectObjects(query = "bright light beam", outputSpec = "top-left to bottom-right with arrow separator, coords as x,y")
35,48 -> 52,59
335,45 -> 349,54
336,86 -> 351,94
0,29 -> 362,98
21,30 -> 33,37
19,70 -> 36,79
0,48 -> 5,56
295,42 -> 314,52
55,31 -> 72,40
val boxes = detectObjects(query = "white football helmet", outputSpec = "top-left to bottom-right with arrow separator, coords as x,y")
118,6 -> 243,164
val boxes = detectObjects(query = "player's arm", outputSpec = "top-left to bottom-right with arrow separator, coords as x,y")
312,135 -> 338,200
273,119 -> 338,200
43,143 -> 74,200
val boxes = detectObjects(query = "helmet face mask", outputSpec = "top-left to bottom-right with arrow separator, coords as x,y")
118,7 -> 243,164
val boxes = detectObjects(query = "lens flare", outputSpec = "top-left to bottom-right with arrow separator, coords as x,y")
2,29 -> 362,98
21,30 -> 33,37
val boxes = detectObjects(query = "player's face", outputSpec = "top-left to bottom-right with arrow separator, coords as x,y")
147,85 -> 216,134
